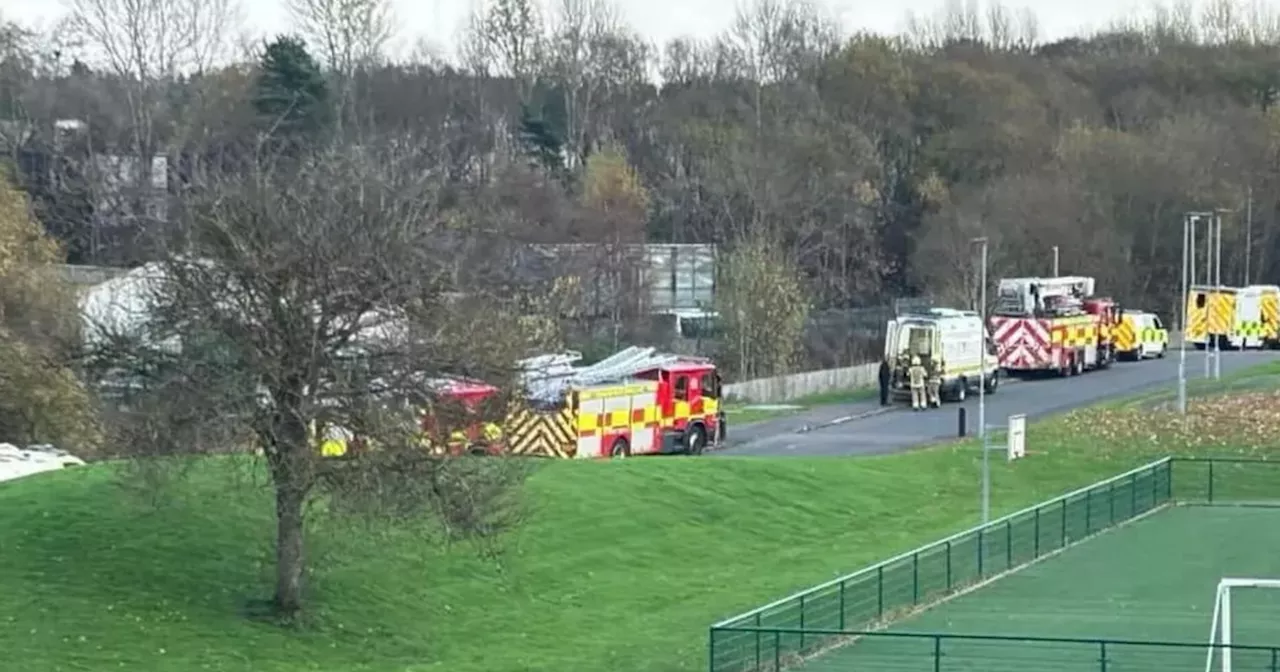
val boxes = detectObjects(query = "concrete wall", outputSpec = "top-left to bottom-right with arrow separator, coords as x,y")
724,362 -> 879,404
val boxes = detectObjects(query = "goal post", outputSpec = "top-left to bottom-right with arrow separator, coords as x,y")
1205,578 -> 1280,672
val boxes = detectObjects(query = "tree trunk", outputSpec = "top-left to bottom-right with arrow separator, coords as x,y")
274,482 -> 307,614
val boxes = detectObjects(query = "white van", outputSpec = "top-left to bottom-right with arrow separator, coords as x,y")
1234,286 -> 1266,349
884,308 -> 1000,403
1117,310 -> 1168,360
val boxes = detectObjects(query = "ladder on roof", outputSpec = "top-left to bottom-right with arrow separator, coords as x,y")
521,346 -> 682,401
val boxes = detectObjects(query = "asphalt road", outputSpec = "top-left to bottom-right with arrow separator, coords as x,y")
721,350 -> 1280,457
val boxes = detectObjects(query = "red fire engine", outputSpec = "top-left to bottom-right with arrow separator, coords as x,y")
988,276 -> 1119,376
515,347 -> 724,458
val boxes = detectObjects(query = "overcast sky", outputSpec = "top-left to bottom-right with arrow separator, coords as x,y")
1,0 -> 1236,64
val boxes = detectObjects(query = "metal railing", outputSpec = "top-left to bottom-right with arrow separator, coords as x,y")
707,457 -> 1280,672
708,459 -> 1174,671
709,629 -> 1280,672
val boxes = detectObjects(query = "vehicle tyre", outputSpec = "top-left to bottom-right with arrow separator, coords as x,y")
684,425 -> 707,455
953,379 -> 967,402
1073,353 -> 1085,376
610,437 -> 631,459
984,372 -> 998,394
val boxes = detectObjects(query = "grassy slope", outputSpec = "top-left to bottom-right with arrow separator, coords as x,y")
3,361 -> 1278,672
727,387 -> 876,424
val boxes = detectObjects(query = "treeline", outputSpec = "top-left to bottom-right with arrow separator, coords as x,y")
3,0 -> 1280,375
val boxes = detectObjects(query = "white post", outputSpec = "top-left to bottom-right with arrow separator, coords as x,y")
974,236 -> 990,523
1246,186 -> 1253,284
1052,245 -> 1059,276
1222,584 -> 1233,672
1206,215 -> 1213,379
1205,582 -> 1223,672
1179,215 -> 1190,415
1214,213 -> 1222,379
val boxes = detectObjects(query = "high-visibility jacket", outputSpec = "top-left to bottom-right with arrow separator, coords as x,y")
908,365 -> 926,388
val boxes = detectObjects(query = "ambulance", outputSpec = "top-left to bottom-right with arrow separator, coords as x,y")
1114,310 -> 1168,361
884,308 -> 1000,403
1243,284 -> 1280,349
1185,284 -> 1260,350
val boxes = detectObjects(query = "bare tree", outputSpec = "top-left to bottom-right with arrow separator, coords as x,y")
63,0 -> 239,226
85,138 -> 537,615
286,0 -> 394,73
468,0 -> 545,100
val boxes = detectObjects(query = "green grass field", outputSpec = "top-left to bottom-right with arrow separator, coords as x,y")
803,505 -> 1280,671
3,362 -> 1280,672
727,387 -> 876,424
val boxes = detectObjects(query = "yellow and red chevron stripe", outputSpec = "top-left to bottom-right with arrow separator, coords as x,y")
990,316 -> 1052,370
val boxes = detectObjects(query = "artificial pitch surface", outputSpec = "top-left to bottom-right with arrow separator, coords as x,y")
801,505 -> 1280,671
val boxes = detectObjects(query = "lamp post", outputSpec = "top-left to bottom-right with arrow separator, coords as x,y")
973,236 -> 989,522
1214,209 -> 1229,380
1181,212 -> 1215,413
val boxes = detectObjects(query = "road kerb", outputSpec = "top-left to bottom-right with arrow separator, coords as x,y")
798,376 -> 1026,433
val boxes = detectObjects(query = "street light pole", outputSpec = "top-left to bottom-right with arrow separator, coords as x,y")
1206,213 -> 1214,379
1214,210 -> 1224,380
1179,214 -> 1191,414
973,236 -> 990,523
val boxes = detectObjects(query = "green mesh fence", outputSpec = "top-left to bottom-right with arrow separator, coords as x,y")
708,457 -> 1280,672
712,629 -> 1280,672
708,459 -> 1175,672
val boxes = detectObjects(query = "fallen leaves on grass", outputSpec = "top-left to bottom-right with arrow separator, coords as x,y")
1060,391 -> 1280,456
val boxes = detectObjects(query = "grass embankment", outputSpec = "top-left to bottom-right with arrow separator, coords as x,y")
3,361 -> 1280,672
728,387 -> 875,425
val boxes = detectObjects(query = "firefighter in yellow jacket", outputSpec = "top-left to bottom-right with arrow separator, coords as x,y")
908,356 -> 927,411
926,359 -> 943,408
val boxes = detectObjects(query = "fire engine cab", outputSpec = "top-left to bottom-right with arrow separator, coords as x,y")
989,276 -> 1118,376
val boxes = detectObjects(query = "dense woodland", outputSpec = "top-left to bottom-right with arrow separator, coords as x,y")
3,0 -> 1280,374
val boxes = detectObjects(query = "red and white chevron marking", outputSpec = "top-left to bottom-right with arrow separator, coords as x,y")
990,317 -> 1053,370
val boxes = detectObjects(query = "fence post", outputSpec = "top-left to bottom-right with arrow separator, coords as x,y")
1152,464 -> 1159,505
978,528 -> 985,577
877,565 -> 885,618
1061,498 -> 1068,548
1034,506 -> 1041,557
1085,489 -> 1093,533
1099,641 -> 1108,672
709,628 -> 716,672
912,551 -> 920,604
798,594 -> 806,652
1270,646 -> 1277,672
945,540 -> 953,591
838,581 -> 846,630
754,612 -> 762,669
1166,460 -> 1173,501
1209,460 -> 1216,503
1130,473 -> 1137,515
934,635 -> 943,672
1109,480 -> 1115,524
1005,519 -> 1013,569
774,630 -> 781,672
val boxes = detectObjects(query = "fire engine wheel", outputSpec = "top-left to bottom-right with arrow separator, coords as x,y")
1073,354 -> 1086,376
609,437 -> 631,459
983,373 -> 998,394
684,425 -> 707,455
